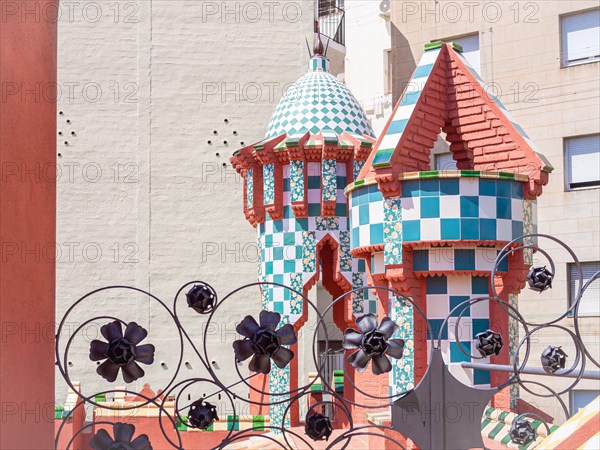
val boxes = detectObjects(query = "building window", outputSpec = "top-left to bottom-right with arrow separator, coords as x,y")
568,261 -> 600,316
384,49 -> 393,95
318,0 -> 343,16
438,33 -> 480,74
435,152 -> 458,171
561,9 -> 600,67
570,390 -> 599,414
318,0 -> 345,46
565,135 -> 600,190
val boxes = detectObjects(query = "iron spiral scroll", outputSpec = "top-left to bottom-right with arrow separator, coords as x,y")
55,234 -> 599,449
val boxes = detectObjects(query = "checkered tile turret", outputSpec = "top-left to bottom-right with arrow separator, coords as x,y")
265,56 -> 374,139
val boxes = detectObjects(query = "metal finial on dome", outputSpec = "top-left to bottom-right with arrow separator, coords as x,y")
313,20 -> 324,56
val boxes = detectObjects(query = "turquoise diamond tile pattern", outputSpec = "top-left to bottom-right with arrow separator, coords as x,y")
400,178 -> 525,242
245,168 -> 254,209
426,274 -> 491,387
373,48 -> 441,167
384,197 -> 403,265
390,295 -> 414,396
266,57 -> 374,139
349,184 -> 385,250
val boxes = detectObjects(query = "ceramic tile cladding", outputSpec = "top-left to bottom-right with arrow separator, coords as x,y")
263,164 -> 275,205
426,274 -> 492,387
400,177 -> 524,242
383,197 -> 403,265
350,184 -> 384,249
390,295 -> 415,396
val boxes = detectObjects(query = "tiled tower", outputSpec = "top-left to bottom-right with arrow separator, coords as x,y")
346,41 -> 552,412
231,42 -> 377,429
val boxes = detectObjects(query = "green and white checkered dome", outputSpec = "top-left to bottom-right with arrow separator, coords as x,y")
265,56 -> 374,138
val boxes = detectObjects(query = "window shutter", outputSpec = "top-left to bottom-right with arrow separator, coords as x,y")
570,262 -> 600,316
562,9 -> 600,65
454,34 -> 480,74
436,152 -> 457,171
571,390 -> 599,414
566,135 -> 600,187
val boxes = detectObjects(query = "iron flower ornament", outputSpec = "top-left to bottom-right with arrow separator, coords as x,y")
509,416 -> 536,446
186,283 -> 217,314
188,398 -> 219,429
343,314 -> 404,375
89,422 -> 152,450
541,345 -> 568,373
89,321 -> 155,383
232,310 -> 297,374
475,329 -> 504,357
527,266 -> 553,293
305,412 -> 333,442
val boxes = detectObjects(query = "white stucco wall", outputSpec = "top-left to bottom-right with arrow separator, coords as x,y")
55,0 -> 319,415
345,0 -> 393,137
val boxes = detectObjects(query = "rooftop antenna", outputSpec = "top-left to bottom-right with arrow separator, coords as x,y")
305,37 -> 313,58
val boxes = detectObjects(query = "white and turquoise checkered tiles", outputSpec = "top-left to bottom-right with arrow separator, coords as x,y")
412,247 -> 509,273
258,160 -> 377,323
349,184 -> 385,250
426,274 -> 491,387
453,50 -> 553,173
266,58 -> 374,139
350,176 -> 526,249
372,47 -> 442,168
400,177 -> 525,242
309,55 -> 329,72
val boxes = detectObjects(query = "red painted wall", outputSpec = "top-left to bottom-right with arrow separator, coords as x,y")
0,0 -> 57,447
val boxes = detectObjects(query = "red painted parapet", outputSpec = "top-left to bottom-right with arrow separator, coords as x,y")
1,1 -> 57,448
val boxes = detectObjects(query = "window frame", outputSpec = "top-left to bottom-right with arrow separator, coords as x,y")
384,49 -> 393,96
564,134 -> 600,191
435,152 -> 457,171
567,261 -> 600,317
434,32 -> 480,75
559,8 -> 600,68
569,389 -> 600,415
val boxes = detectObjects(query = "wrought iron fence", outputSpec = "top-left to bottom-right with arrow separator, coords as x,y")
54,234 -> 600,449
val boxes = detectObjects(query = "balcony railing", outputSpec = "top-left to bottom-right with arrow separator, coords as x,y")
318,0 -> 345,47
